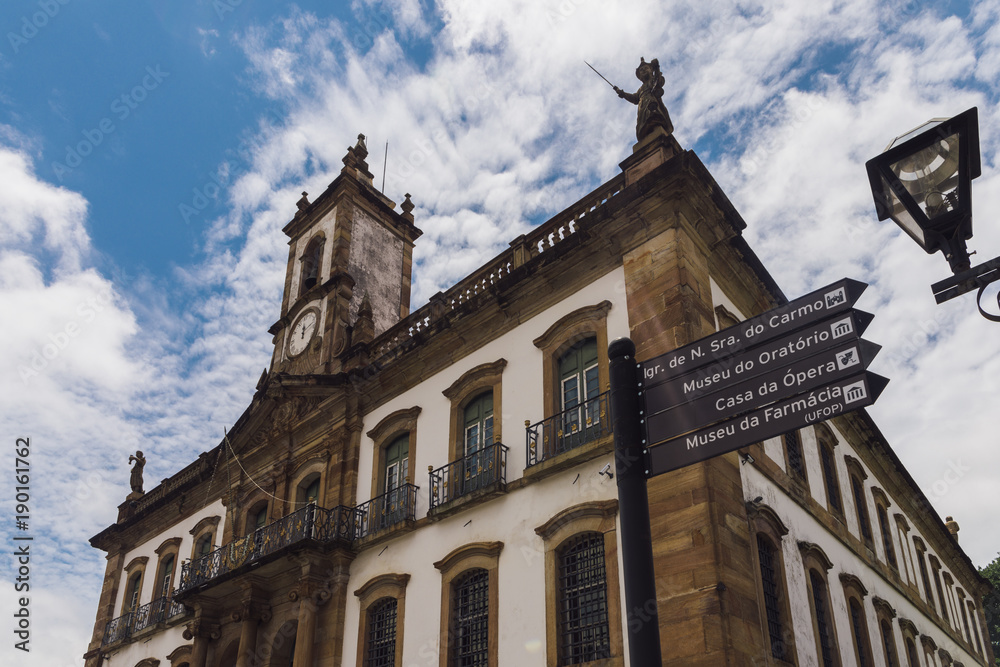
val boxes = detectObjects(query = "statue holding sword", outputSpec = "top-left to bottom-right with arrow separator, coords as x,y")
587,57 -> 673,142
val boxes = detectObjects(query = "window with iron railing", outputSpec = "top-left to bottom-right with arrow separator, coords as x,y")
430,442 -> 507,509
526,391 -> 611,467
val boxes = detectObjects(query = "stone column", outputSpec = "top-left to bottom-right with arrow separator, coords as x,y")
183,615 -> 220,667
290,557 -> 330,667
235,580 -> 271,667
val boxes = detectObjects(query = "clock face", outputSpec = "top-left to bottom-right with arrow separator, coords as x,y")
288,310 -> 318,357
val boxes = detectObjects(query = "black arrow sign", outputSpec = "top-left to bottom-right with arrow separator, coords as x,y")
645,372 -> 889,478
644,339 -> 881,444
641,278 -> 867,387
644,309 -> 874,418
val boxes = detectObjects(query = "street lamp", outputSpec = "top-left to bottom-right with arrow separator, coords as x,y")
865,107 -> 1000,320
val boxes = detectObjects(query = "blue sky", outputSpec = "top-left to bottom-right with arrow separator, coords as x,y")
2,1 -> 1000,665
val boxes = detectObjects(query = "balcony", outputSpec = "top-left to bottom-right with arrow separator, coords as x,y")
176,503 -> 359,596
102,596 -> 187,646
354,483 -> 419,542
525,391 -> 612,468
429,442 -> 508,518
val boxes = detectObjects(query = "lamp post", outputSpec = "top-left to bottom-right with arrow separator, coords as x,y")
866,107 -> 1000,320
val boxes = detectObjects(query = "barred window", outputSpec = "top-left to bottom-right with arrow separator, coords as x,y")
914,541 -> 934,609
757,535 -> 786,660
850,598 -> 871,667
451,569 -> 489,667
811,570 -> 836,667
851,475 -> 873,543
785,431 -> 806,480
880,619 -> 898,667
876,506 -> 897,568
558,532 -> 611,664
364,597 -> 397,667
819,443 -> 842,514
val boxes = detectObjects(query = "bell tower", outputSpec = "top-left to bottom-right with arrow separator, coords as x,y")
268,134 -> 422,375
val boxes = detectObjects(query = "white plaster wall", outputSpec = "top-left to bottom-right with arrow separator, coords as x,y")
345,267 -> 630,666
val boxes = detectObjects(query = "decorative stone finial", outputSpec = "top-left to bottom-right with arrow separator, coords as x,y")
296,191 -> 310,211
341,133 -> 374,184
400,193 -> 415,223
613,57 -> 674,141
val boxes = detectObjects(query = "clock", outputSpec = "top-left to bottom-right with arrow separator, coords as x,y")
288,310 -> 318,357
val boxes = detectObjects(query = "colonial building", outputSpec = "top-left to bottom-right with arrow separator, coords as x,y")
84,97 -> 994,666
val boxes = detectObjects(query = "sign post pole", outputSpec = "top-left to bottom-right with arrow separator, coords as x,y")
609,337 -> 662,666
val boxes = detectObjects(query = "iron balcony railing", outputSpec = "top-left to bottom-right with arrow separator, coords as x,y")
102,596 -> 187,646
177,503 -> 359,594
526,391 -> 612,467
355,483 -> 419,540
429,442 -> 508,509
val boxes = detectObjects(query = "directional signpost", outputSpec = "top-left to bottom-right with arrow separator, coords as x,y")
609,278 -> 887,667
636,278 -> 887,478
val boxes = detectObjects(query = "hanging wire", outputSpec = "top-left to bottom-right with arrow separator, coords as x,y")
222,428 -> 314,507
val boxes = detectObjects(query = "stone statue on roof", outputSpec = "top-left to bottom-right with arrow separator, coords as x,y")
614,57 -> 674,141
128,450 -> 146,495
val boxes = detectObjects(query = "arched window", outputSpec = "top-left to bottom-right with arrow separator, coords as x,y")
748,503 -> 795,662
557,532 -> 611,664
463,391 -> 493,491
195,533 -> 213,558
303,476 -> 320,504
784,430 -> 807,482
801,541 -> 838,667
558,337 -> 600,449
929,555 -> 949,623
450,568 -> 490,667
814,425 -> 843,516
246,501 -> 268,535
880,619 -> 899,667
757,535 -> 788,661
531,303 -> 611,466
299,235 -> 324,293
845,456 -> 873,547
354,574 -> 408,667
188,515 -> 220,562
876,504 -> 897,569
913,537 -> 935,610
811,570 -> 837,667
842,574 -> 873,667
434,542 -> 502,667
848,597 -> 874,667
379,433 -> 410,528
383,434 -> 409,496
904,637 -> 919,667
157,554 -> 175,598
364,597 -> 398,667
152,538 -> 181,601
125,571 -> 142,613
